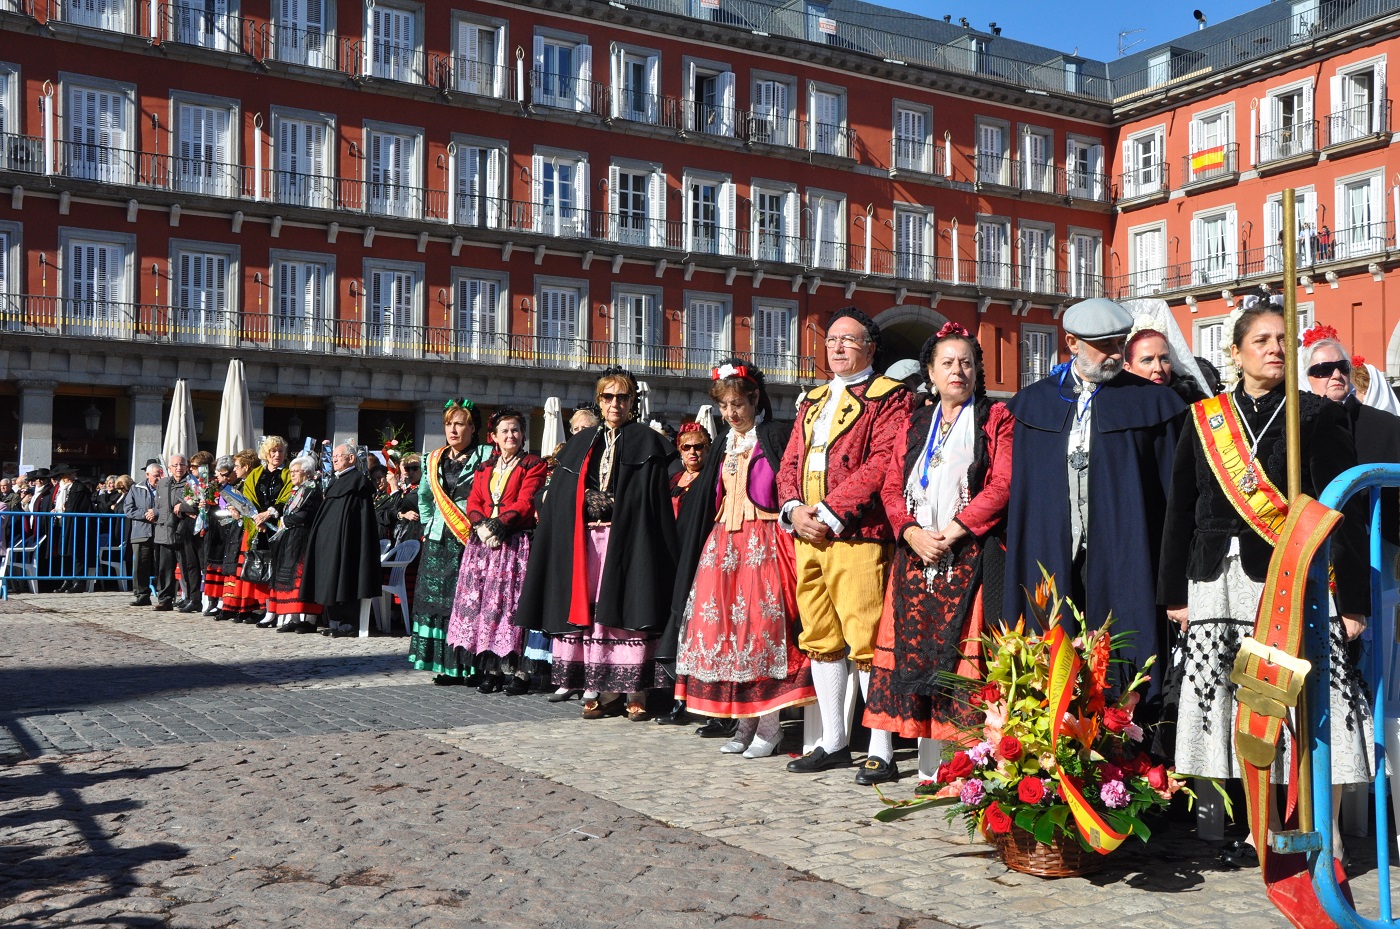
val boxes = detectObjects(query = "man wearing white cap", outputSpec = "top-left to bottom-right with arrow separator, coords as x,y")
1002,297 -> 1185,703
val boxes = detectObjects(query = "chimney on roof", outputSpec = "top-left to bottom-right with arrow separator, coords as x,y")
1193,9 -> 1208,30
959,16 -> 969,28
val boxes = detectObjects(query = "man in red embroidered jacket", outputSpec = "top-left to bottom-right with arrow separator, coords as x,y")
777,307 -> 913,775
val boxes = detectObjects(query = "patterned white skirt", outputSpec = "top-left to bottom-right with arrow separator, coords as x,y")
1175,548 -> 1373,785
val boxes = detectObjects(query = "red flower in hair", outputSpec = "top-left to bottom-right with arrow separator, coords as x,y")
711,362 -> 749,381
1301,323 -> 1341,348
1353,355 -> 1366,368
937,321 -> 971,339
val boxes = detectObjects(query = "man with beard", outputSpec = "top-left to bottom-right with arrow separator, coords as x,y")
1002,298 -> 1184,703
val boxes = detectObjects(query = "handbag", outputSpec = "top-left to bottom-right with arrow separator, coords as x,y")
241,546 -> 273,585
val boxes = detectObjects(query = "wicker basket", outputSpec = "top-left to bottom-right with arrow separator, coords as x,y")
991,823 -> 1105,878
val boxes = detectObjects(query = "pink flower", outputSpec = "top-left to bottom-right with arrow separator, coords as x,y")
959,779 -> 986,806
1099,779 -> 1129,809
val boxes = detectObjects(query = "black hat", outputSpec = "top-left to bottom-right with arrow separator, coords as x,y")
27,468 -> 51,480
144,458 -> 162,468
50,464 -> 76,477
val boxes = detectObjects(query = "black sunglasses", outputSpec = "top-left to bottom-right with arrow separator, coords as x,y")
599,392 -> 632,404
679,442 -> 708,452
1307,360 -> 1352,379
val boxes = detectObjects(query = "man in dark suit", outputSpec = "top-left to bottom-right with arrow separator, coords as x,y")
123,461 -> 161,606
52,465 -> 93,592
154,454 -> 200,613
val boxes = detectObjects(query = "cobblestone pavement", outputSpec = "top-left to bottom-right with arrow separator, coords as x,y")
0,591 -> 1388,928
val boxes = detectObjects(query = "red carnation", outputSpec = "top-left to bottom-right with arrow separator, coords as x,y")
1018,777 -> 1046,804
1147,765 -> 1170,791
1353,354 -> 1367,369
934,763 -> 950,784
1098,762 -> 1124,782
1103,707 -> 1133,734
998,736 -> 1023,761
945,752 -> 974,779
984,802 -> 1013,835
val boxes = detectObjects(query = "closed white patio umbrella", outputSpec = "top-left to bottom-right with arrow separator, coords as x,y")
215,359 -> 255,457
540,397 -> 564,454
161,378 -> 198,463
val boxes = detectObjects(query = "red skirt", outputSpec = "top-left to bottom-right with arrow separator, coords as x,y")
221,537 -> 269,613
203,566 -> 226,598
269,561 -> 321,616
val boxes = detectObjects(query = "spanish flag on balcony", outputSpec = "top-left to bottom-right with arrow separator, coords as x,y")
1190,145 -> 1227,173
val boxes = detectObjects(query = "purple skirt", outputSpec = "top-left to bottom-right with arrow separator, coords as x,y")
549,526 -> 656,693
446,531 -> 530,659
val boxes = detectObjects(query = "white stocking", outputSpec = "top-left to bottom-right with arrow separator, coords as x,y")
810,659 -> 850,752
918,738 -> 946,781
866,726 -> 894,764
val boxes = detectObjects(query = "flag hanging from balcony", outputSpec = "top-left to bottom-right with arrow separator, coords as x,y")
1190,145 -> 1227,173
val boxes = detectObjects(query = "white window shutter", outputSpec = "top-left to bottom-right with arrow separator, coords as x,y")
645,56 -> 660,123
1120,140 -> 1133,196
1188,118 -> 1200,159
1330,74 -> 1344,120
647,170 -> 665,246
685,61 -> 698,130
485,148 -> 502,227
783,190 -> 800,263
577,159 -> 589,217
609,45 -> 622,119
607,164 -> 620,229
1225,212 -> 1238,276
773,81 -> 788,132
717,71 -> 735,136
1302,80 -> 1314,126
575,44 -> 592,113
719,180 -> 736,255
531,154 -> 543,232
532,36 -> 545,105
1375,59 -> 1387,131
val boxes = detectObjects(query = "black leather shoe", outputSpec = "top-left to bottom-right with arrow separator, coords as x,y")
179,602 -> 201,614
275,622 -> 299,633
656,704 -> 691,726
478,676 -> 504,694
1219,840 -> 1260,869
213,610 -> 231,621
154,601 -> 174,612
130,597 -> 152,607
786,746 -> 853,773
433,674 -> 464,686
696,719 -> 738,738
854,757 -> 899,786
202,606 -> 220,616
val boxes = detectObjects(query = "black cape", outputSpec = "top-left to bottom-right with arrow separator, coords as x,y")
655,419 -> 789,670
1003,369 -> 1185,697
271,483 -> 322,591
299,469 -> 381,604
514,421 -> 678,635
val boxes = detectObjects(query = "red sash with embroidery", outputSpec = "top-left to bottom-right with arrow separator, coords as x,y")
1193,395 -> 1288,545
427,447 -> 473,545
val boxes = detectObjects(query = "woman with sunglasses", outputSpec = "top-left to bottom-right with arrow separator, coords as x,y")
670,423 -> 710,517
406,399 -> 491,685
516,367 -> 679,721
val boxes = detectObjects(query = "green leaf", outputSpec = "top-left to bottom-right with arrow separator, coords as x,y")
1032,810 -> 1056,844
1047,805 -> 1071,827
873,798 -> 952,823
1123,813 -> 1152,843
1014,807 -> 1039,833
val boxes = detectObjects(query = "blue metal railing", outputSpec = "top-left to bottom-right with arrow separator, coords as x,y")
0,511 -> 135,599
1305,464 -> 1400,928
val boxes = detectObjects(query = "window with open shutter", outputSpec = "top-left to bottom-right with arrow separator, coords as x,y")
895,209 -> 926,280
810,89 -> 841,154
754,302 -> 793,375
454,276 -> 499,359
275,117 -> 327,208
277,0 -> 327,68
274,259 -> 325,349
686,298 -> 726,370
1022,226 -> 1050,293
367,130 -> 416,218
537,286 -> 580,362
752,80 -> 791,146
66,239 -> 126,334
1021,328 -> 1054,387
753,189 -> 783,262
369,6 -> 416,83
369,268 -> 415,356
176,103 -> 232,197
456,145 -> 500,228
615,291 -> 659,365
174,0 -> 231,50
687,180 -> 718,254
66,0 -> 127,32
67,85 -> 131,184
895,108 -> 927,173
457,23 -> 500,96
174,250 -> 229,343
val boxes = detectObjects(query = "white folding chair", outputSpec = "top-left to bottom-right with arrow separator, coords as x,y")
366,539 -> 421,637
2,534 -> 46,595
380,538 -> 392,556
90,543 -> 130,592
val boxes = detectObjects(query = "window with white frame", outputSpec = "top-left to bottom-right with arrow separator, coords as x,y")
1188,107 -> 1234,182
365,261 -> 419,357
452,271 -> 504,361
609,162 -> 666,248
61,230 -> 133,336
1129,225 -> 1165,296
808,191 -> 844,271
685,173 -> 736,256
751,183 -> 798,263
173,0 -> 236,51
685,294 -> 729,370
808,84 -> 846,156
976,218 -> 1011,288
1331,60 -> 1388,144
532,150 -> 588,237
1196,319 -> 1227,372
1264,188 -> 1318,271
0,65 -> 13,146
1292,0 -> 1321,41
753,299 -> 795,376
453,140 -> 504,229
365,125 -> 420,218
454,16 -> 505,97
366,3 -> 419,83
1335,173 -> 1386,258
751,76 -> 795,146
1020,222 -> 1054,293
1021,325 -> 1056,387
614,287 -> 663,367
1147,51 -> 1170,87
1191,209 -> 1237,284
272,252 -> 331,350
894,104 -> 931,173
1260,81 -> 1315,162
611,46 -> 659,124
64,0 -> 129,32
976,120 -> 1009,185
685,59 -> 736,137
1067,230 -> 1103,297
537,281 -> 582,360
533,33 -> 593,113
1065,136 -> 1105,199
0,222 -> 20,329
894,207 -> 933,281
1121,127 -> 1165,198
275,0 -> 330,69
273,111 -> 331,208
1021,127 -> 1053,194
173,96 -> 236,198
65,80 -> 135,185
172,242 -> 236,343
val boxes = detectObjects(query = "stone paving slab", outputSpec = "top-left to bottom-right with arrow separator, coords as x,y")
0,731 -> 954,929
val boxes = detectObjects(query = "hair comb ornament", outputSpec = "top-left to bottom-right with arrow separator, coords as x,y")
936,321 -> 971,339
712,362 -> 750,380
1301,323 -> 1341,348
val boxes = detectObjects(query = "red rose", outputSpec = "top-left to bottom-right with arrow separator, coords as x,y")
1098,762 -> 1124,782
1017,777 -> 1046,804
1124,752 -> 1153,776
1147,765 -> 1170,791
998,736 -> 1023,761
979,683 -> 1003,705
945,752 -> 974,779
1104,707 -> 1132,734
984,802 -> 1013,835
934,763 -> 950,784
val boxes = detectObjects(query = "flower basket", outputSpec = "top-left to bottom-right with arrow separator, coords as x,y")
991,823 -> 1104,878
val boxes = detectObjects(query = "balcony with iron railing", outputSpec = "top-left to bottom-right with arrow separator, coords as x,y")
156,2 -> 259,56
1325,100 -> 1392,149
889,137 -> 946,178
1181,142 -> 1240,189
435,55 -> 514,100
0,294 -> 817,382
744,109 -> 800,148
1117,162 -> 1170,204
1257,120 -> 1318,169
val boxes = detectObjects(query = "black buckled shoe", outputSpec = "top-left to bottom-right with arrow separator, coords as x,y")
786,746 -> 853,773
854,757 -> 899,786
696,718 -> 738,738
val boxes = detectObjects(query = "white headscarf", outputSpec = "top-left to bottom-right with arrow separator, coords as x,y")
1120,298 -> 1208,393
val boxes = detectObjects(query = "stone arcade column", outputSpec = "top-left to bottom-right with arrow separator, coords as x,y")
325,396 -> 361,448
17,380 -> 56,471
414,400 -> 444,456
128,386 -> 166,476
247,390 -> 268,444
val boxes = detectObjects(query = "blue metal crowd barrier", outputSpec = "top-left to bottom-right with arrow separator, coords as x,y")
1304,464 -> 1400,928
0,511 -> 135,599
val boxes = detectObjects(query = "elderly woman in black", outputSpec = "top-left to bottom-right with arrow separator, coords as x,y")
516,368 -> 678,720
266,454 -> 324,632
